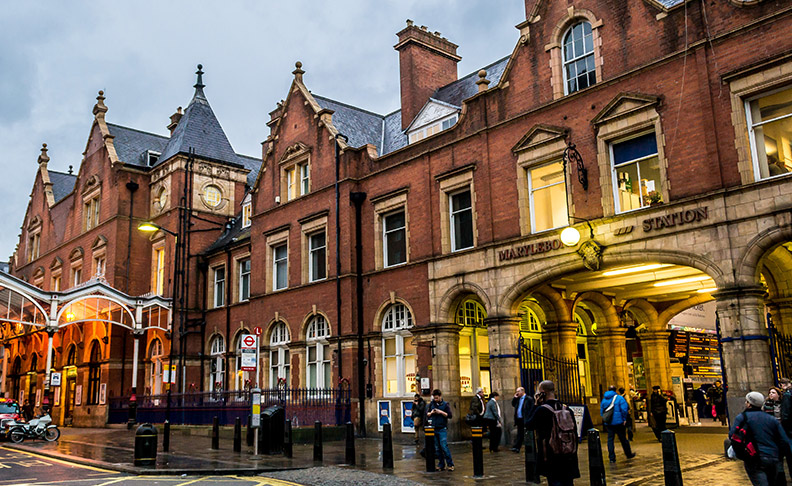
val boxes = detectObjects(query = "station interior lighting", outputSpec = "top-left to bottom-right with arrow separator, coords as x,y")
602,264 -> 669,276
697,287 -> 718,293
653,275 -> 712,287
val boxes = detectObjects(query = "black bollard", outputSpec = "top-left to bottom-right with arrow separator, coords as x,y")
313,421 -> 323,462
661,430 -> 683,486
133,423 -> 157,466
246,414 -> 253,447
345,422 -> 356,465
233,417 -> 242,453
284,419 -> 293,458
471,426 -> 484,477
211,416 -> 219,450
524,429 -> 539,484
163,420 -> 170,453
383,423 -> 394,469
424,425 -> 436,472
587,428 -> 607,486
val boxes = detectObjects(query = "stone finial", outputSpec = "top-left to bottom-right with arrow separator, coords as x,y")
37,143 -> 50,166
293,61 -> 305,83
476,69 -> 490,92
68,165 -> 73,175
406,19 -> 414,27
92,90 -> 108,118
194,64 -> 205,89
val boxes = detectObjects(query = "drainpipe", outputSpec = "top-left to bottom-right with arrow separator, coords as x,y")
350,191 -> 367,436
335,134 -> 348,384
225,246 -> 233,393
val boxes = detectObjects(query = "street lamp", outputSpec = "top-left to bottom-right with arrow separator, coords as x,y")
561,217 -> 603,271
138,222 -> 177,237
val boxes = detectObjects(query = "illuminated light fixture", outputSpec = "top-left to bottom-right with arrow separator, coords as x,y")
138,222 -> 160,232
65,312 -> 76,322
697,287 -> 718,294
560,227 -> 581,247
653,276 -> 712,288
602,264 -> 667,277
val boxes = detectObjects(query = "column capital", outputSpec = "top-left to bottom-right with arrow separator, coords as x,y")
712,285 -> 766,301
413,322 -> 460,337
639,329 -> 670,341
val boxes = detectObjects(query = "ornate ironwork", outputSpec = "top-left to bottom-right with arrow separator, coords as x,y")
518,336 -> 582,405
563,143 -> 588,191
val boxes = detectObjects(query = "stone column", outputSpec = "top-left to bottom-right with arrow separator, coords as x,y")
413,323 -> 462,438
597,329 -> 630,391
640,330 -> 672,392
715,287 -> 775,422
485,315 -> 520,444
554,321 -> 578,362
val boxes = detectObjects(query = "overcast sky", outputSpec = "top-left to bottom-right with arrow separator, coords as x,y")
0,1 -> 524,259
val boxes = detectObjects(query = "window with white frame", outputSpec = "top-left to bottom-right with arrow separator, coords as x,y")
213,266 -> 226,308
148,339 -> 164,395
563,22 -> 596,95
308,231 -> 326,282
450,189 -> 474,251
93,255 -> 105,278
241,202 -> 252,228
611,132 -> 662,213
238,259 -> 251,302
72,266 -> 82,287
153,247 -> 165,295
210,335 -> 225,392
745,85 -> 792,180
382,303 -> 416,396
284,161 -> 310,201
408,114 -> 458,144
528,161 -> 568,232
383,210 -> 407,267
306,315 -> 331,388
269,321 -> 290,387
27,232 -> 40,263
273,244 -> 288,291
456,299 -> 490,396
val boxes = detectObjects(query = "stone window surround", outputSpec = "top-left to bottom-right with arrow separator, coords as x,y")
92,249 -> 106,279
594,100 -> 668,217
198,182 -> 227,211
150,238 -> 166,295
50,259 -> 62,292
304,311 -> 332,389
280,150 -> 311,203
209,262 -> 226,309
300,214 -> 328,285
234,252 -> 252,303
82,180 -> 101,232
728,57 -> 792,186
26,217 -> 42,263
371,188 -> 410,270
32,267 -> 45,289
436,167 -> 478,254
545,6 -> 604,100
265,228 -> 290,293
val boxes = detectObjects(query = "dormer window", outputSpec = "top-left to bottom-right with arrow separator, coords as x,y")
145,150 -> 161,167
241,201 -> 252,228
408,114 -> 458,144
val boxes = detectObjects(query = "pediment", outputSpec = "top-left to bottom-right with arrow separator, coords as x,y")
50,257 -> 62,270
512,124 -> 569,154
592,93 -> 661,126
69,247 -> 84,262
91,235 -> 107,250
280,142 -> 310,164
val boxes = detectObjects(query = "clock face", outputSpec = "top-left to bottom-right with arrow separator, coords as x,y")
155,187 -> 167,210
204,185 -> 222,208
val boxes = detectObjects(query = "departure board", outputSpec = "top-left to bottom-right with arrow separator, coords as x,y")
668,331 -> 721,377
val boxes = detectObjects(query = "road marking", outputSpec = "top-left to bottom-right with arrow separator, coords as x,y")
252,478 -> 303,486
174,477 -> 208,486
1,447 -> 118,474
92,478 -> 129,486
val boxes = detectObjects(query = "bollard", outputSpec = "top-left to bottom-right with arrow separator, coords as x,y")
424,425 -> 436,472
211,416 -> 220,450
345,422 -> 356,465
587,428 -> 607,486
133,423 -> 157,466
471,426 -> 484,478
233,417 -> 242,453
661,430 -> 683,486
163,420 -> 170,453
284,419 -> 293,458
246,414 -> 253,447
524,429 -> 539,484
313,421 -> 323,462
383,423 -> 394,469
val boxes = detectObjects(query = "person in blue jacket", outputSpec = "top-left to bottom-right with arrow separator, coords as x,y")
600,385 -> 636,463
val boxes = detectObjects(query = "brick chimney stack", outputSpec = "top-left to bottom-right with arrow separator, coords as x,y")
395,20 -> 461,129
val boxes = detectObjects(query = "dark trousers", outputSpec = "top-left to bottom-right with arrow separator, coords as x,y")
651,413 -> 667,441
744,460 -> 783,486
547,478 -> 575,486
513,419 -> 525,451
484,419 -> 501,451
605,424 -> 633,461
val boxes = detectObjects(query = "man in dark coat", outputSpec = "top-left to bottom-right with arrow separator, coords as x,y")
511,386 -> 533,452
707,380 -> 728,425
649,386 -> 668,441
525,380 -> 580,486
468,387 -> 486,427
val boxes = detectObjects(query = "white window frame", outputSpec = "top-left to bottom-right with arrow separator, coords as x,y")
72,266 -> 82,287
381,303 -> 416,397
308,231 -> 327,282
306,315 -> 331,389
449,188 -> 474,252
269,322 -> 290,388
213,266 -> 226,308
609,130 -> 660,214
210,335 -> 225,392
272,243 -> 288,291
383,210 -> 407,268
153,247 -> 165,295
241,202 -> 252,228
527,160 -> 568,233
408,114 -> 458,144
562,21 -> 596,96
238,258 -> 251,302
745,85 -> 792,181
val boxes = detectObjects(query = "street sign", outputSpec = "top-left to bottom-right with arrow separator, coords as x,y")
254,326 -> 262,336
241,334 -> 257,350
251,388 -> 261,428
240,334 -> 258,372
50,372 -> 62,387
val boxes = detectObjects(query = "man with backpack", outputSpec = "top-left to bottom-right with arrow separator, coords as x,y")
730,391 -> 791,486
600,385 -> 636,463
525,380 -> 580,486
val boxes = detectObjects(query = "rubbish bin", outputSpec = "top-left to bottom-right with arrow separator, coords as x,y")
259,405 -> 285,455
134,423 -> 157,466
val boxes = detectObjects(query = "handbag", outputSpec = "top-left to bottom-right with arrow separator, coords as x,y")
464,413 -> 479,425
712,405 -> 718,417
602,396 -> 617,425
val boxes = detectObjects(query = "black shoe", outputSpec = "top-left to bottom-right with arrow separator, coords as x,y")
627,453 -> 636,459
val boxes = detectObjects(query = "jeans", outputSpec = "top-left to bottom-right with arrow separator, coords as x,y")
744,460 -> 782,486
434,428 -> 454,468
605,424 -> 633,461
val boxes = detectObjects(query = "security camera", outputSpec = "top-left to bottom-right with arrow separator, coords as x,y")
275,196 -> 281,204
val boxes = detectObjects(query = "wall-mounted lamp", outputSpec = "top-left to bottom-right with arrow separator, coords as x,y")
561,217 -> 602,271
563,143 -> 588,191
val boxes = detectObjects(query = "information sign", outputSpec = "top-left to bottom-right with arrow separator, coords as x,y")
50,372 -> 62,387
251,388 -> 261,428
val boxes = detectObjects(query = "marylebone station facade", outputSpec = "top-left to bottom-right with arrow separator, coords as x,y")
1,0 -> 792,439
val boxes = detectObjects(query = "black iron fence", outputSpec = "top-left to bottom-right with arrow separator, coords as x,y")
769,327 -> 792,383
518,336 -> 582,405
108,387 -> 351,426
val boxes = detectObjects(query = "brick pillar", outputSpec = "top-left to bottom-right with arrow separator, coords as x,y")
641,331 -> 672,392
485,315 -> 521,444
597,329 -> 630,391
715,287 -> 775,421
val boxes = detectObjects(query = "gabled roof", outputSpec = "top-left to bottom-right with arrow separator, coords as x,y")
204,215 -> 250,254
48,171 -> 77,203
107,124 -> 169,166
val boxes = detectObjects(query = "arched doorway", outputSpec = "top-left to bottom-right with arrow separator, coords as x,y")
63,345 -> 77,424
87,341 -> 101,405
147,339 -> 163,396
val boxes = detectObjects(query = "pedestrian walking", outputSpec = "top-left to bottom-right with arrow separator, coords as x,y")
730,392 -> 792,486
22,399 -> 33,422
468,387 -> 486,427
483,391 -> 502,452
426,389 -> 454,471
764,388 -> 782,420
511,386 -> 532,452
649,386 -> 668,441
779,378 -> 792,478
707,380 -> 728,425
525,380 -> 580,486
413,394 -> 426,445
618,387 -> 634,441
601,386 -> 636,463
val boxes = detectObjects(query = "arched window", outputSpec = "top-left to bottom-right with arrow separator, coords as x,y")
382,303 -> 416,397
306,315 -> 331,389
148,339 -> 164,396
87,341 -> 101,405
456,300 -> 490,395
563,21 -> 596,95
209,335 -> 225,393
269,322 -> 290,388
574,314 -> 592,397
518,302 -> 544,353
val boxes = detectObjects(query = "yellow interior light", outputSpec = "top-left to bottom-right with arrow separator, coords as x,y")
137,222 -> 160,233
697,287 -> 718,294
65,312 -> 76,322
602,264 -> 667,276
560,227 -> 581,247
653,276 -> 711,288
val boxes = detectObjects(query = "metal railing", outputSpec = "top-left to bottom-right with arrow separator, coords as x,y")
769,326 -> 792,383
518,336 -> 583,405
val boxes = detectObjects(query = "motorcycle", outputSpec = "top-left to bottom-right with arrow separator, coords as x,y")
6,413 -> 60,443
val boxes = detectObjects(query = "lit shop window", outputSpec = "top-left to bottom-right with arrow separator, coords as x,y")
528,161 -> 568,232
745,85 -> 792,180
456,300 -> 490,396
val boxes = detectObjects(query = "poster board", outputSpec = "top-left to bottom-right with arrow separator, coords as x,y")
99,383 -> 107,405
377,400 -> 391,432
53,388 -> 61,407
75,385 -> 82,406
568,405 -> 585,439
401,400 -> 415,433
35,389 -> 41,407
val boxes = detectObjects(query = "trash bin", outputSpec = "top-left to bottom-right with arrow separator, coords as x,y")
134,423 -> 157,466
259,405 -> 285,455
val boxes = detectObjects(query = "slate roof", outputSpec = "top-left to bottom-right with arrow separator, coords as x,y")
657,0 -> 684,7
49,171 -> 77,203
432,56 -> 509,107
238,154 -> 263,188
203,216 -> 250,254
107,124 -> 169,166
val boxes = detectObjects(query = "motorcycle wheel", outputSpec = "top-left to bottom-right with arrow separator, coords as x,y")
9,428 -> 25,444
44,428 -> 60,442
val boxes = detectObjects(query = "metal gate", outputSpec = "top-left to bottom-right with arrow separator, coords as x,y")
518,336 -> 583,405
768,315 -> 792,382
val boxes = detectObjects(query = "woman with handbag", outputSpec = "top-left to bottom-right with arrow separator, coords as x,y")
601,386 -> 635,463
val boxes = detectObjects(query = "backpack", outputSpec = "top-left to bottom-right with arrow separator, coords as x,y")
602,396 -> 617,425
542,404 -> 578,456
730,414 -> 760,464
